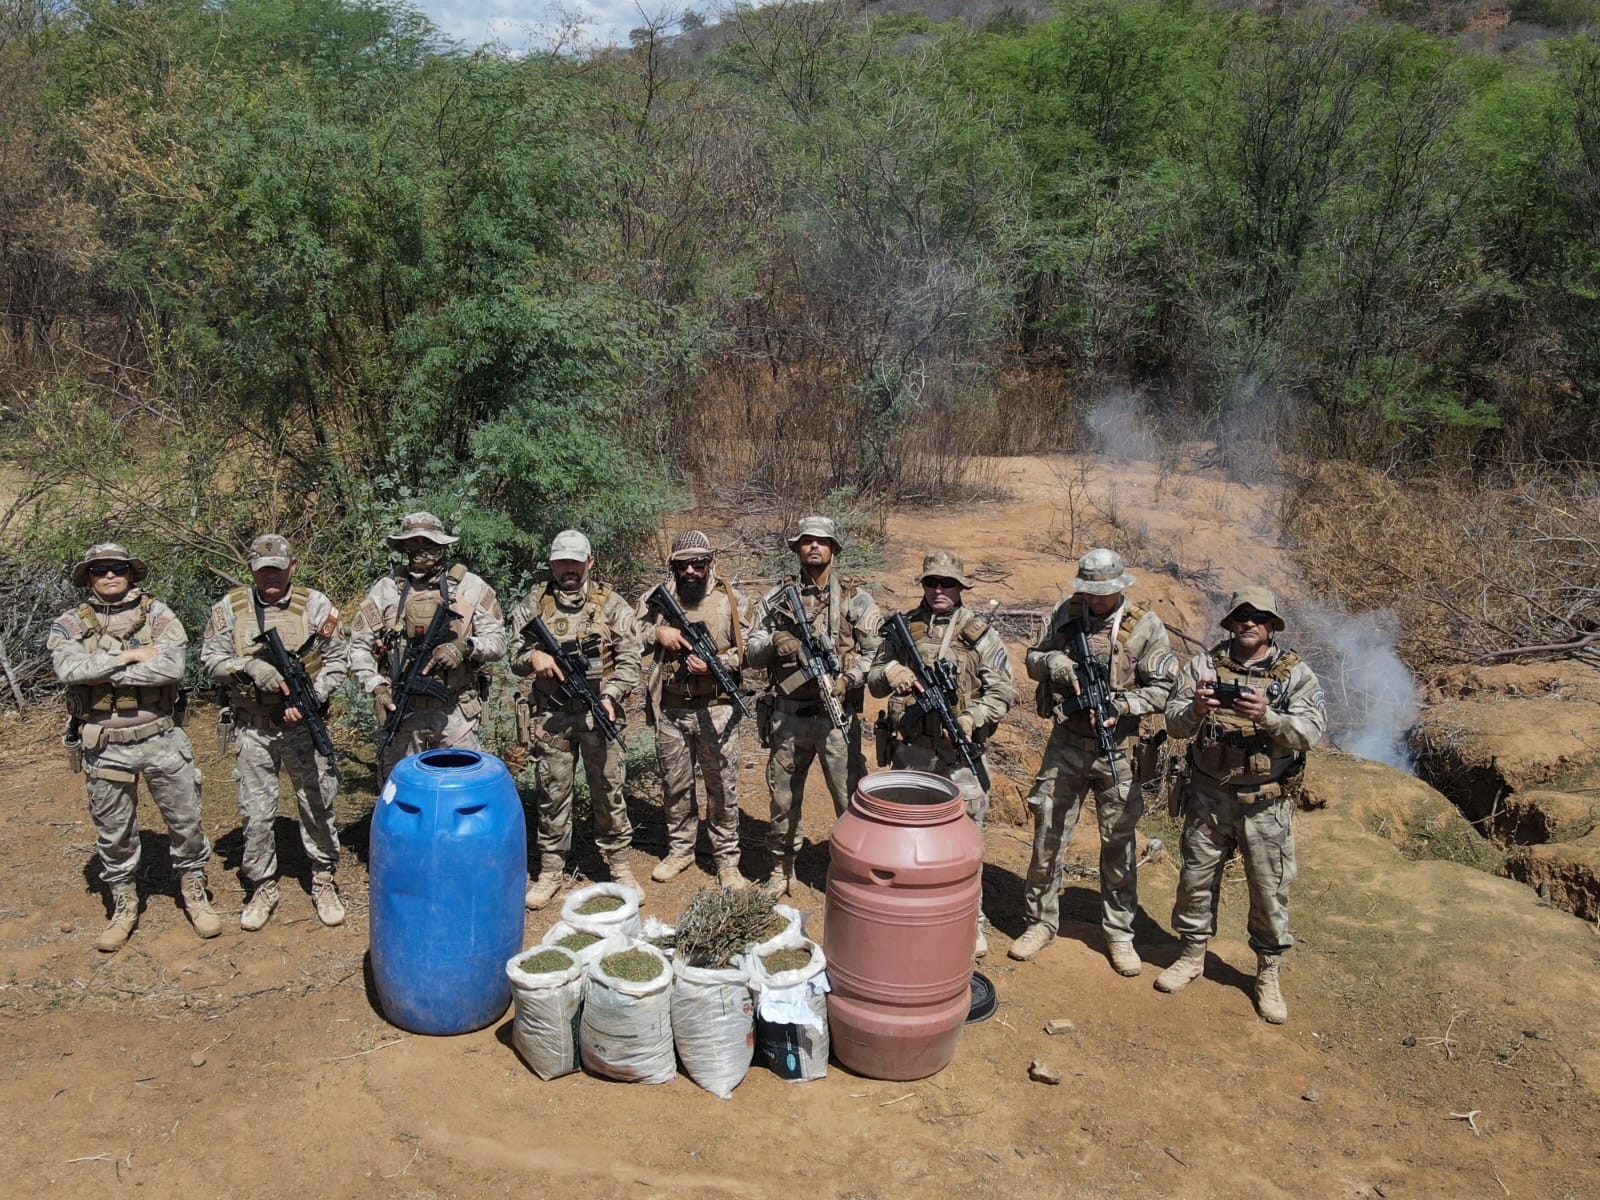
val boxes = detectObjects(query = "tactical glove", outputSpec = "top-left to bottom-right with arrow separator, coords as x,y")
772,632 -> 802,658
1047,653 -> 1078,690
243,660 -> 285,692
371,684 -> 394,713
884,663 -> 918,695
428,641 -> 466,673
956,713 -> 975,739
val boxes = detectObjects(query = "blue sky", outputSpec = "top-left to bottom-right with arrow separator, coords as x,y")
411,1 -> 668,50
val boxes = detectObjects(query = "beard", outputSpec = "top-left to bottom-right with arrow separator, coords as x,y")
674,572 -> 709,603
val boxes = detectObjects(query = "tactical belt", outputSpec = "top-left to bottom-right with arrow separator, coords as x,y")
96,717 -> 175,746
660,692 -> 731,711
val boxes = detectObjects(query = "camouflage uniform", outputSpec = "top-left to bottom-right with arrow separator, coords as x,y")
1017,550 -> 1176,966
200,537 -> 349,908
1162,591 -> 1325,974
510,558 -> 642,883
348,513 -> 505,779
637,537 -> 749,883
746,517 -> 882,877
49,543 -> 219,948
866,585 -> 1012,823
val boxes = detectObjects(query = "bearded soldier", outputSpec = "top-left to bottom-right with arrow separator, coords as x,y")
745,516 -> 881,898
349,512 -> 506,778
1158,588 -> 1326,1024
867,549 -> 1014,955
49,543 -> 221,950
515,530 -> 644,906
638,530 -> 750,890
1010,549 -> 1177,975
201,535 -> 349,931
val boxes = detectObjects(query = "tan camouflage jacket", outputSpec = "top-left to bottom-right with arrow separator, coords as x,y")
200,585 -> 350,713
509,578 -> 642,708
867,603 -> 1015,736
745,573 -> 882,696
1026,598 -> 1177,722
49,589 -> 187,728
1165,641 -> 1327,787
636,573 -> 747,708
349,566 -> 505,698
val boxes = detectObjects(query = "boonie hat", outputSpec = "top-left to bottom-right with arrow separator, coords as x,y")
71,542 -> 148,588
386,511 -> 460,548
669,529 -> 714,562
1070,548 -> 1136,596
1221,587 -> 1285,632
548,529 -> 593,562
788,515 -> 842,550
914,549 -> 973,588
248,533 -> 294,570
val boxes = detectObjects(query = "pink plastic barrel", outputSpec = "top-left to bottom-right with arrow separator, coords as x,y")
823,770 -> 984,1080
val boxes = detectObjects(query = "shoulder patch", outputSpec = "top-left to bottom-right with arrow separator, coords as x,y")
319,611 -> 341,639
959,614 -> 991,645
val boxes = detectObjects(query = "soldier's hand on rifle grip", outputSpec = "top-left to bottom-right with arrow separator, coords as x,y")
884,663 -> 919,695
426,640 -> 465,675
528,649 -> 564,680
655,625 -> 691,654
772,631 -> 802,658
685,653 -> 710,675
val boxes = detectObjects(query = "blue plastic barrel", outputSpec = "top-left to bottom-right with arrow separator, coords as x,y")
370,749 -> 527,1034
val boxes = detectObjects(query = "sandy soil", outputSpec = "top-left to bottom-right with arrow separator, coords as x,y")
3,455 -> 1597,1199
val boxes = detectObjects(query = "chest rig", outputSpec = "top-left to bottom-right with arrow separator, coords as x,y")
1188,642 -> 1304,787
887,606 -> 989,739
227,585 -> 323,709
1035,599 -> 1149,726
65,594 -> 178,719
528,581 -> 614,707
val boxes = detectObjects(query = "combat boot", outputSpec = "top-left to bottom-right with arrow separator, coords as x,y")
1255,953 -> 1288,1024
240,879 -> 280,932
1007,922 -> 1055,962
717,864 -> 748,891
524,855 -> 567,910
974,914 -> 990,959
95,883 -> 139,953
1107,938 -> 1142,977
651,853 -> 695,882
180,872 -> 222,939
607,853 -> 640,893
311,872 -> 345,928
1154,941 -> 1208,994
759,857 -> 794,899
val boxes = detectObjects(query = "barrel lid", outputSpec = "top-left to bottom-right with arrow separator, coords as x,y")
967,971 -> 998,1023
852,769 -> 967,825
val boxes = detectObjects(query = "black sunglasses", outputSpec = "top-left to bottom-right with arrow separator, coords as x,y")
1231,609 -> 1275,626
89,563 -> 132,578
923,576 -> 963,589
673,557 -> 712,570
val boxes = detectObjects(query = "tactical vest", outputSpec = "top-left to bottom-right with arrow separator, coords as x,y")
1035,599 -> 1150,723
393,564 -> 469,644
1188,642 -> 1304,787
887,607 -> 988,739
530,581 -> 615,704
64,594 -> 179,720
226,585 -> 324,708
658,580 -> 741,705
771,575 -> 860,698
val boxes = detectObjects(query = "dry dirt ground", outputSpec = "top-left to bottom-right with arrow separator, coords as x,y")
3,455 -> 1598,1199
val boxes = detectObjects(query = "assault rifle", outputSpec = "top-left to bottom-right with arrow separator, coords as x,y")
378,602 -> 459,761
780,583 -> 846,730
256,625 -> 341,779
882,612 -> 989,790
524,616 -> 622,744
643,584 -> 755,720
1061,619 -> 1125,766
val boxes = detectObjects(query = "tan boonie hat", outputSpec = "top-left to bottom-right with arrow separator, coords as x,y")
71,542 -> 149,588
548,529 -> 592,562
1070,548 -> 1136,596
787,515 -> 842,550
914,549 -> 973,588
248,533 -> 294,570
385,511 -> 460,548
669,529 -> 714,562
1221,586 -> 1286,632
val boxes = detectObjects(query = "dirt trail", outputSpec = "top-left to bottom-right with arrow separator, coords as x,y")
3,454 -> 1597,1199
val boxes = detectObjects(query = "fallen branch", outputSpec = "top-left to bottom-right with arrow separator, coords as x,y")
1471,632 -> 1600,663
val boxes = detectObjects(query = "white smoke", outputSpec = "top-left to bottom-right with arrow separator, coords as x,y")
1292,602 -> 1419,769
1087,389 -> 1159,461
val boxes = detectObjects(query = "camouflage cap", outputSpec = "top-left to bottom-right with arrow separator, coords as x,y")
913,549 -> 973,588
787,515 -> 842,550
248,533 -> 294,570
70,542 -> 149,588
547,529 -> 592,562
385,511 -> 460,549
1069,548 -> 1136,596
1221,586 -> 1286,632
669,529 -> 714,562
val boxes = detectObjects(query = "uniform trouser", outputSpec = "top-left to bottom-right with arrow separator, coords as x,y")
765,707 -> 855,859
1023,726 -> 1139,939
657,703 -> 742,868
887,738 -> 990,829
530,707 -> 630,861
378,700 -> 482,780
84,726 -> 211,887
1172,774 -> 1298,956
233,720 -> 340,884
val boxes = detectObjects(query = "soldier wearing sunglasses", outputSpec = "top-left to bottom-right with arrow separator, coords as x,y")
1158,587 -> 1327,1023
49,542 -> 221,950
